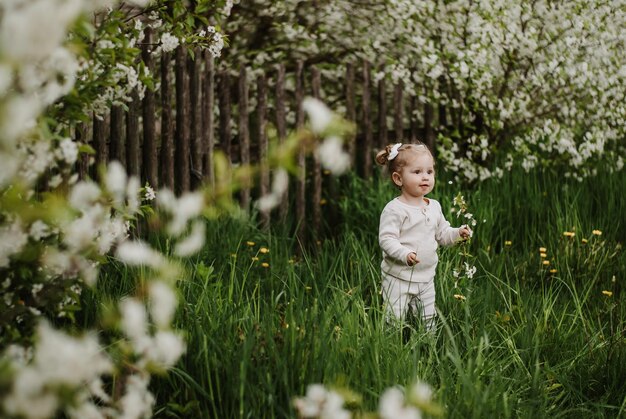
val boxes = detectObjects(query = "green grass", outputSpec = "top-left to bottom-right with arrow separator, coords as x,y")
88,168 -> 626,418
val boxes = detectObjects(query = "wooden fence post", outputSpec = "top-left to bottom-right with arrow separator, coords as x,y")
295,61 -> 306,242
203,52 -> 215,188
92,114 -> 107,179
175,45 -> 190,194
238,65 -> 250,210
362,60 -> 373,177
424,101 -> 435,152
275,64 -> 289,221
109,105 -> 125,165
257,73 -> 269,229
189,48 -> 203,189
409,96 -> 418,142
394,80 -> 404,141
75,123 -> 90,180
311,66 -> 322,235
345,63 -> 356,168
126,90 -> 140,176
218,70 -> 232,158
142,27 -> 158,188
377,71 -> 387,149
160,52 -> 174,190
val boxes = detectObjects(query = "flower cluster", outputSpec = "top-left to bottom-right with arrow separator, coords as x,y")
0,1 -> 218,418
293,380 -> 440,419
219,0 -> 626,183
450,193 -> 477,291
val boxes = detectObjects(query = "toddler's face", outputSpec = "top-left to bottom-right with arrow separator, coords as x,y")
393,152 -> 435,198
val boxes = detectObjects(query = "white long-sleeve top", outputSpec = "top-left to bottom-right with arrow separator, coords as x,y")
379,197 -> 460,282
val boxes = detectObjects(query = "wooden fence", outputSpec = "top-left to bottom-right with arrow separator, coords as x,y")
77,41 -> 449,237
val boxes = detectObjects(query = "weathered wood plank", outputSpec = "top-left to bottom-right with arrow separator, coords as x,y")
362,60 -> 373,177
257,73 -> 269,228
141,27 -> 158,188
311,66 -> 322,235
203,52 -> 215,188
109,105 -> 125,165
377,74 -> 387,149
275,64 -> 289,221
189,48 -> 203,189
175,46 -> 190,193
345,62 -> 356,168
238,65 -> 250,210
160,52 -> 174,190
126,89 -> 140,176
394,80 -> 404,141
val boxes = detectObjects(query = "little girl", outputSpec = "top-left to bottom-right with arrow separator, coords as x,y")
375,142 -> 472,331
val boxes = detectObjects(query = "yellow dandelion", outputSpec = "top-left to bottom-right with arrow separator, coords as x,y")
504,240 -> 512,246
563,231 -> 575,238
542,260 -> 550,266
539,247 -> 547,253
251,257 -> 259,261
246,241 -> 255,246
602,290 -> 613,297
540,253 -> 547,258
592,229 -> 602,236
453,294 -> 466,301
581,238 -> 588,244
550,269 -> 558,274
320,199 -> 327,205
259,247 -> 270,254
261,262 -> 269,268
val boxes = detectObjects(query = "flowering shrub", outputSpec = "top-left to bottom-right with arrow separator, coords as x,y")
220,0 -> 626,182
0,1 -> 356,417
293,381 -> 442,419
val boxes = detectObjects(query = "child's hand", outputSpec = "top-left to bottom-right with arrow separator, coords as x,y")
459,225 -> 473,240
407,252 -> 419,266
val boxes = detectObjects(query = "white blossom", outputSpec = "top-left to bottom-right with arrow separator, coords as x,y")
120,298 -> 148,342
293,384 -> 351,419
145,331 -> 185,368
69,181 -> 101,211
3,322 -> 112,419
379,387 -> 422,419
302,97 -> 333,134
58,138 -> 78,164
0,219 -> 28,268
105,161 -> 128,205
144,185 -> 156,201
158,32 -> 179,54
115,240 -> 165,268
149,281 -> 178,329
117,374 -> 155,419
174,220 -> 206,257
317,136 -> 350,175
29,220 -> 51,241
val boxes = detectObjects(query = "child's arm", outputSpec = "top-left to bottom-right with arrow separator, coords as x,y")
434,201 -> 470,245
379,208 -> 414,265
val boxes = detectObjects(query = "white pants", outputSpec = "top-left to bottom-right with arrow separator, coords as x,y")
382,276 -> 437,329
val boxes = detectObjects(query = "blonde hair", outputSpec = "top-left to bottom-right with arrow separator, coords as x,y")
375,141 -> 434,181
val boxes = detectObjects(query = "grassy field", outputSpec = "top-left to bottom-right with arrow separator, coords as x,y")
90,167 -> 625,418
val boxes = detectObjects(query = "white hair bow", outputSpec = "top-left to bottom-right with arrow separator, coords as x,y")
388,143 -> 402,160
